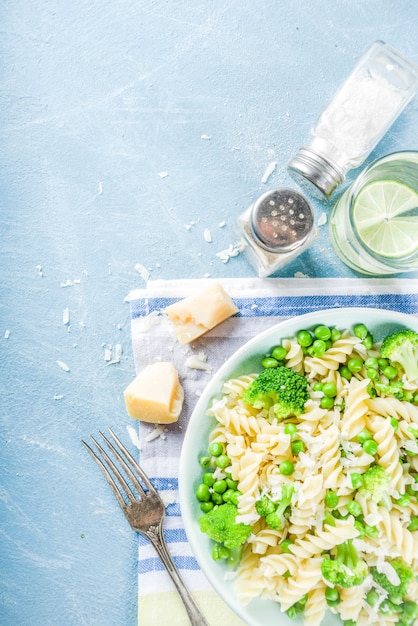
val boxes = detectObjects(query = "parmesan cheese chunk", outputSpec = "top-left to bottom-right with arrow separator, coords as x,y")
164,283 -> 238,344
123,362 -> 184,424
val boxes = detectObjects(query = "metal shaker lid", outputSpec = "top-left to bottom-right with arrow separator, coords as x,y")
287,147 -> 345,200
249,188 -> 314,253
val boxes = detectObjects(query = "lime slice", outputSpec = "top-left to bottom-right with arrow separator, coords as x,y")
352,180 -> 418,258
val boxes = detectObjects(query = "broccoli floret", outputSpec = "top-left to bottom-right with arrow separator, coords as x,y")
374,380 -> 413,401
321,539 -> 368,587
256,485 -> 295,530
242,366 -> 309,420
380,329 -> 418,381
358,464 -> 392,504
371,558 -> 414,605
255,495 -> 276,517
199,503 -> 252,550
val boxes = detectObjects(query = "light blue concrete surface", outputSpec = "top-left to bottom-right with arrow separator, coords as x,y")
1,2 -> 418,625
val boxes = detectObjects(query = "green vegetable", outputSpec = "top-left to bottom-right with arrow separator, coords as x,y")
321,539 -> 368,587
370,558 -> 414,605
255,485 -> 294,530
399,600 -> 418,626
242,366 -> 309,420
199,503 -> 252,551
374,380 -> 413,402
380,329 -> 418,381
358,464 -> 391,504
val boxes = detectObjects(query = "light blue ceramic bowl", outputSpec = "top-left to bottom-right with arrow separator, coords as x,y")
179,307 -> 418,626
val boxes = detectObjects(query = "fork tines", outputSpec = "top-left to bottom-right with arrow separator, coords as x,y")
81,427 -> 156,508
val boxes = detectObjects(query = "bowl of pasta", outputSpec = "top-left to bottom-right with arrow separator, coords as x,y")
179,307 -> 418,626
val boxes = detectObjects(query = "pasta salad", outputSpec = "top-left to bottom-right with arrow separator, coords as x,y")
195,322 -> 418,626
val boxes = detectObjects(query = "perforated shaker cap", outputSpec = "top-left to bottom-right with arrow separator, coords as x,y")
287,147 -> 345,200
250,188 -> 314,253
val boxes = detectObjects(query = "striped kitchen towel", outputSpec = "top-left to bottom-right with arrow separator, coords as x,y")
128,277 -> 418,626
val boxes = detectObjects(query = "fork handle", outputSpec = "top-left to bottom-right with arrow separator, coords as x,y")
148,528 -> 210,626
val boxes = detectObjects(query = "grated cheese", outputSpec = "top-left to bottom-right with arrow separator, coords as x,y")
62,308 -> 70,326
185,352 -> 212,371
203,228 -> 212,243
317,212 -> 328,226
126,425 -> 141,450
56,360 -> 70,372
134,263 -> 150,281
144,425 -> 166,442
261,161 -> 277,184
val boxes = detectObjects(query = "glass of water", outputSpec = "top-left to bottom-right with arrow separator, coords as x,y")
329,151 -> 418,275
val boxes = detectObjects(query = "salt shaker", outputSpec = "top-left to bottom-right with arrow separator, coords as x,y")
235,188 -> 317,277
288,41 -> 418,199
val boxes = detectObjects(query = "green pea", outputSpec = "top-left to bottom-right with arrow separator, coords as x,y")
196,483 -> 211,502
413,393 -> 418,404
347,500 -> 362,517
320,396 -> 334,409
351,472 -> 364,489
402,600 -> 418,621
296,329 -> 313,347
356,428 -> 372,443
362,439 -> 378,456
199,456 -> 212,469
325,586 -> 340,607
362,334 -> 374,350
407,516 -> 418,531
353,323 -> 368,339
322,382 -> 338,398
211,492 -> 223,505
261,356 -> 279,369
230,490 -> 242,505
200,501 -> 214,513
354,520 -> 365,536
347,357 -> 363,373
284,423 -> 298,438
312,382 -> 324,392
325,490 -> 339,509
383,365 -> 398,380
271,345 -> 287,361
314,325 -> 332,341
215,454 -> 231,469
291,439 -> 305,455
280,538 -> 293,553
226,477 -> 238,490
213,479 -> 227,494
212,544 -> 230,561
365,589 -> 380,606
208,442 -> 223,457
396,493 -> 411,506
222,489 -> 236,503
390,417 -> 399,431
365,357 -> 379,369
378,358 -> 389,370
279,460 -> 294,476
366,367 -> 379,381
202,472 -> 215,486
364,524 -> 379,538
331,328 -> 342,342
310,339 -> 327,357
339,365 -> 352,380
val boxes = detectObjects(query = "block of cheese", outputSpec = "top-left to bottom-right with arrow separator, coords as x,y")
123,361 -> 184,424
164,283 -> 238,344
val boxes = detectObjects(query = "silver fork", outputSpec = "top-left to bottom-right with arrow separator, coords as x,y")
82,427 -> 209,626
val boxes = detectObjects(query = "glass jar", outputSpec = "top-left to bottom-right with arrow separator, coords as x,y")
329,151 -> 418,275
288,41 -> 418,199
